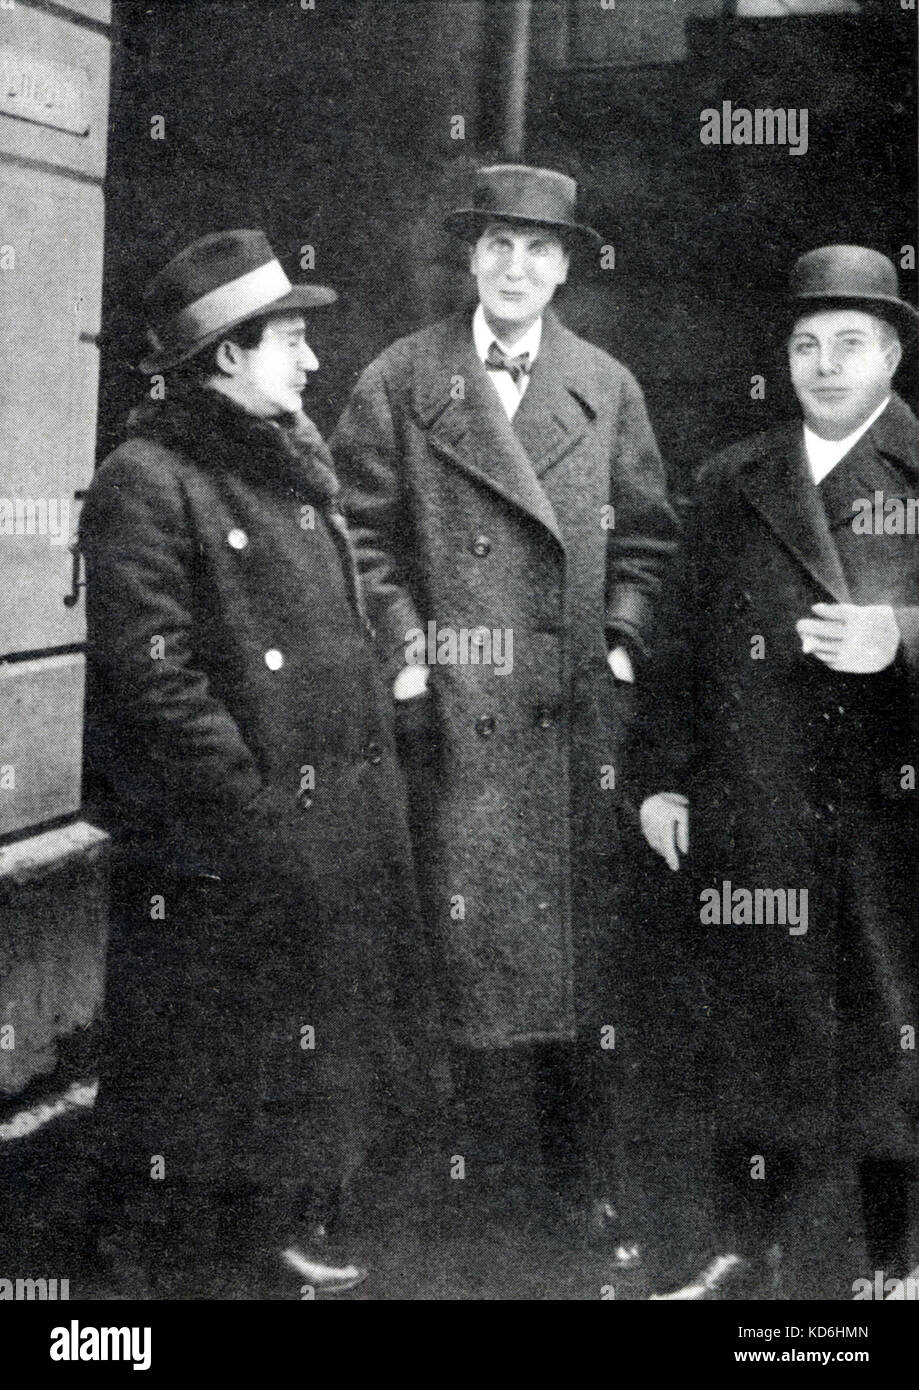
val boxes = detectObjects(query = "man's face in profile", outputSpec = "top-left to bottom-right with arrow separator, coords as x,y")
788,308 -> 901,441
221,312 -> 318,418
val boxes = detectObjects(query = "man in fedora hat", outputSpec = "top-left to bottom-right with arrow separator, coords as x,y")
331,164 -> 679,1258
80,229 -> 434,1295
639,245 -> 919,1296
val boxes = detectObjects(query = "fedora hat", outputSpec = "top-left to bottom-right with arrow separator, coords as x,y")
789,244 -> 918,340
139,229 -> 337,373
443,164 -> 602,252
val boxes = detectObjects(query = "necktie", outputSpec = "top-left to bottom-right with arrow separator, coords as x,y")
485,340 -> 531,388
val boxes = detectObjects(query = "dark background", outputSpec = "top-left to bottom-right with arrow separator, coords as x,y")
100,0 -> 918,489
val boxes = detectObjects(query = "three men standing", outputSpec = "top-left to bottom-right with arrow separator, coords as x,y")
332,165 -> 679,1248
640,245 -> 919,1295
84,188 -> 912,1300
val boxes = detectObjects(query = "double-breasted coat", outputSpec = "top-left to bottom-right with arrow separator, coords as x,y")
80,385 -> 429,1197
637,393 -> 919,1160
331,308 -> 679,1049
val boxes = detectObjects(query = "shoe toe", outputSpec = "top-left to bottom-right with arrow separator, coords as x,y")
279,1245 -> 368,1294
649,1252 -> 748,1300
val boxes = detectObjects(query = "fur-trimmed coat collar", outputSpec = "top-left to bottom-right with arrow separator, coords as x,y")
124,385 -> 342,510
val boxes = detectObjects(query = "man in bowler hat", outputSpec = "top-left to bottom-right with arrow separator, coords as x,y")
81,230 -> 432,1294
640,246 -> 919,1296
332,165 -> 679,1258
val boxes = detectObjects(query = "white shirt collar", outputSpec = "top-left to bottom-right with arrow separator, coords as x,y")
473,304 -> 542,366
803,396 -> 890,485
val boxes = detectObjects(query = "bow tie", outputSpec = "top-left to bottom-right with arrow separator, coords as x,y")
485,341 -> 531,387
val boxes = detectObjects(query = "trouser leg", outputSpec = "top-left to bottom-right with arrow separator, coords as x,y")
449,1045 -> 535,1176
860,1158 -> 917,1274
531,1038 -> 609,1203
250,1050 -> 379,1243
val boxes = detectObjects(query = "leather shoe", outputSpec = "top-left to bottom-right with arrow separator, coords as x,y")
649,1252 -> 748,1300
649,1245 -> 783,1300
278,1221 -> 368,1295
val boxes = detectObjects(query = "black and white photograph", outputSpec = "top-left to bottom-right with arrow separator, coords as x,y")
0,0 -> 917,1338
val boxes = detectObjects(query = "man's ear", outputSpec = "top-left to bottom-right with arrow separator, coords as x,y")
884,337 -> 903,377
214,338 -> 243,376
468,242 -> 479,276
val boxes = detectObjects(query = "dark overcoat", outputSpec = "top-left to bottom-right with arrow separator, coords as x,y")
331,308 -> 679,1048
80,385 -> 428,1192
638,393 -> 919,1160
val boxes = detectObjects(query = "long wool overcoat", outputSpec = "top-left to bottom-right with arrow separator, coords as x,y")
331,308 -> 679,1049
637,393 -> 919,1160
80,385 -> 428,1191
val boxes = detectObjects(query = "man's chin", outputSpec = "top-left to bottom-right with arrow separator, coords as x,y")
483,306 -> 541,341
802,403 -> 862,438
486,297 -> 534,321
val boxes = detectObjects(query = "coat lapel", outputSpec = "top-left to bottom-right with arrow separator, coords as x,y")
817,394 -> 919,530
738,425 -> 851,603
411,313 -> 564,546
123,387 -> 368,625
511,311 -> 596,479
126,388 -> 342,509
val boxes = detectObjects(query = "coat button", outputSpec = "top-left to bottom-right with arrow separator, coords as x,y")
364,741 -> 383,764
475,715 -> 495,738
264,649 -> 284,670
535,707 -> 557,729
297,789 -> 313,811
227,528 -> 248,550
470,535 -> 492,557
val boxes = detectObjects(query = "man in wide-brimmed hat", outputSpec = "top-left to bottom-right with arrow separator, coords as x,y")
81,229 -> 434,1296
640,245 -> 919,1296
331,164 -> 679,1261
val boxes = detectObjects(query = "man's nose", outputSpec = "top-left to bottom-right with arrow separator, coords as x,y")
504,246 -> 526,278
299,342 -> 319,372
816,344 -> 841,375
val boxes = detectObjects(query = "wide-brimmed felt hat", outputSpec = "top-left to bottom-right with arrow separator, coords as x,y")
444,164 -> 603,252
139,229 -> 337,373
789,244 -> 918,340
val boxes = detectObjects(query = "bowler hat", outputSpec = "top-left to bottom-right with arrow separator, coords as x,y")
139,229 -> 337,373
444,164 -> 603,252
789,244 -> 918,340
